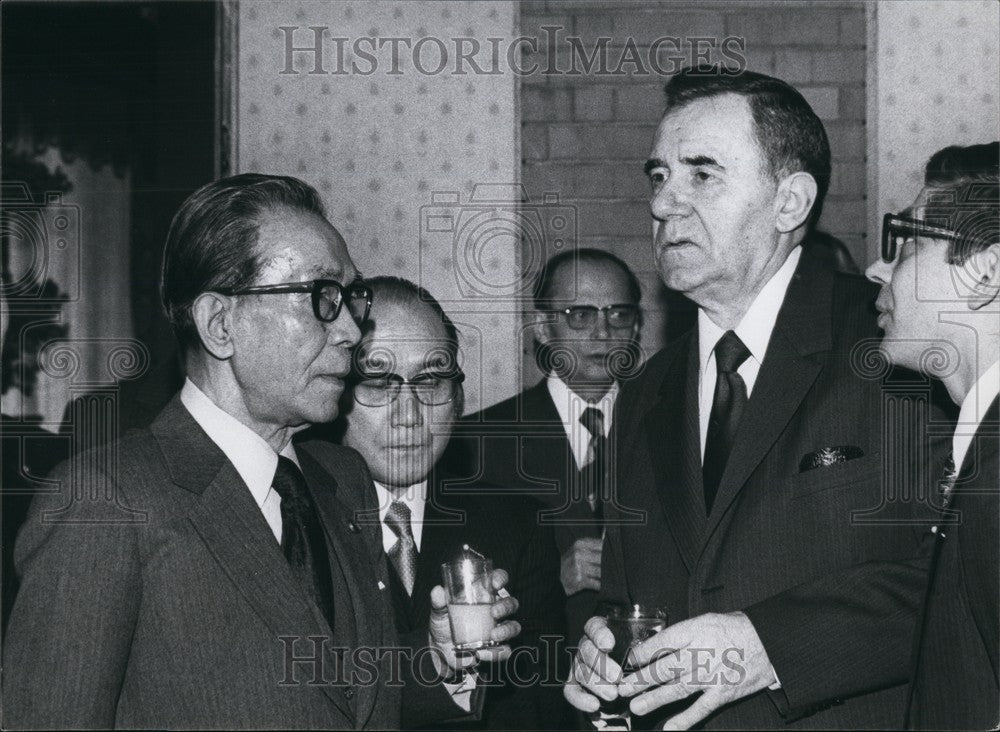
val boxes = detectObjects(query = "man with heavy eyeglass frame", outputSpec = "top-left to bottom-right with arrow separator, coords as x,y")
2,174 -> 516,729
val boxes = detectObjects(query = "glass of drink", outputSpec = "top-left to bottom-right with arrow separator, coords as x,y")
441,550 -> 498,652
595,602 -> 668,730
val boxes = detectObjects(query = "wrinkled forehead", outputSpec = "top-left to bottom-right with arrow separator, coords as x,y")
254,206 -> 357,283
355,303 -> 455,374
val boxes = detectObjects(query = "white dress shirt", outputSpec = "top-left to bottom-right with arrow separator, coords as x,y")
546,374 -> 619,470
374,480 -> 428,553
698,246 -> 802,459
953,360 -> 1000,472
180,378 -> 297,544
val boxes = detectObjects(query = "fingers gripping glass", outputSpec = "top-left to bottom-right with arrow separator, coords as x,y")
881,213 -> 960,263
553,304 -> 639,331
353,371 -> 465,407
217,278 -> 372,325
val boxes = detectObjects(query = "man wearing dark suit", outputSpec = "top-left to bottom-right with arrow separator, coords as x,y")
866,165 -> 999,729
337,275 -> 569,730
449,249 -> 642,652
2,175 -> 518,729
566,68 -> 945,729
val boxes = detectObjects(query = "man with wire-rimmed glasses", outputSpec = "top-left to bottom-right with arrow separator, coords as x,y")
3,174 -> 514,730
334,275 -> 566,730
445,247 -> 642,726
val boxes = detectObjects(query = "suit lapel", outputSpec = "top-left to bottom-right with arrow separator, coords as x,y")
298,448 -> 386,728
704,256 -> 833,541
642,334 -> 705,572
411,494 -> 454,626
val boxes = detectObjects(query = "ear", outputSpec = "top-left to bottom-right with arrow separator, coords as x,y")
774,171 -> 818,234
965,242 -> 1000,311
532,309 -> 555,346
191,292 -> 236,360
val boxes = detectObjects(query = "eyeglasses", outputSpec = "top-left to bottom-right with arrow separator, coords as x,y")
216,278 -> 372,325
550,304 -> 639,331
881,213 -> 960,263
352,371 -> 465,407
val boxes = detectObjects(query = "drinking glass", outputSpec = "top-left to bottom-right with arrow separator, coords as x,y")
595,602 -> 668,730
441,554 -> 498,652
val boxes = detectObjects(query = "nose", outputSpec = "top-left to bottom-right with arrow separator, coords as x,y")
650,178 -> 689,221
591,310 -> 611,339
328,308 -> 362,349
390,386 -> 424,428
865,257 -> 893,286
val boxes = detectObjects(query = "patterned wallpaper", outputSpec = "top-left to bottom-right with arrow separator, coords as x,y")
874,0 -> 999,256
236,0 -> 519,413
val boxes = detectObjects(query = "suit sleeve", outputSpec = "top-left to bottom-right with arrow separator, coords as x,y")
2,460 -> 143,729
744,552 -> 931,716
397,627 -> 486,727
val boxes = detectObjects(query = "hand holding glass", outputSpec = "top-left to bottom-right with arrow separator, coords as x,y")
441,556 -> 499,652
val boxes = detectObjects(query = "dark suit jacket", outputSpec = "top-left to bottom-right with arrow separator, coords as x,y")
3,396 -> 471,729
906,397 -> 999,729
447,381 -> 606,650
384,470 -> 569,729
602,252 -> 948,729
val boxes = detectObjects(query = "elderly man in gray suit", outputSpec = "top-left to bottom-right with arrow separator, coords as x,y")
2,174 -> 519,729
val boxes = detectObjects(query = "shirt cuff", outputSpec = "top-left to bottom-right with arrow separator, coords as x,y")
769,665 -> 782,690
444,671 -> 477,712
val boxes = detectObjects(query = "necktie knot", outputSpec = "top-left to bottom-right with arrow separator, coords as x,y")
271,456 -> 308,510
714,331 -> 751,374
580,406 -> 605,438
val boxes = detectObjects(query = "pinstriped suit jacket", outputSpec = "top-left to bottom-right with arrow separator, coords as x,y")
3,396 -> 471,729
602,252 -> 949,729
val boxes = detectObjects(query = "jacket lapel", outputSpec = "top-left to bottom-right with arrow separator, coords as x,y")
641,334 -> 705,573
704,255 -> 833,542
298,448 -> 387,729
151,400 -> 357,722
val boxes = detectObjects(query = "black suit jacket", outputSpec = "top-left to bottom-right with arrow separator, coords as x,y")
906,397 -> 999,729
384,469 -> 570,730
447,381 -> 606,648
602,252 -> 949,729
4,396 -> 472,729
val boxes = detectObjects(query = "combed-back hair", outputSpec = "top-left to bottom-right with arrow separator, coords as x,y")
160,173 -> 327,355
532,248 -> 641,312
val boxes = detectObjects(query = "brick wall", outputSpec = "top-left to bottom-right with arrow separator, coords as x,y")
519,1 -> 867,381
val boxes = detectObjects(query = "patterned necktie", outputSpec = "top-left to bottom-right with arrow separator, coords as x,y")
385,500 -> 418,595
271,456 -> 336,630
580,406 -> 607,520
703,331 -> 752,514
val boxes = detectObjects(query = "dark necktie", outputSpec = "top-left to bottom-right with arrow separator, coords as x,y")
271,456 -> 336,630
580,406 -> 607,520
702,331 -> 752,514
385,500 -> 418,595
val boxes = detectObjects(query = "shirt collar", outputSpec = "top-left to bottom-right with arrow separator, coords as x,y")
180,378 -> 298,508
954,360 -> 1000,457
374,479 -> 428,526
698,246 -> 802,375
546,374 -> 619,436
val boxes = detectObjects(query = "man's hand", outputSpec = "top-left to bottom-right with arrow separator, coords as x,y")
560,537 -> 602,596
617,611 -> 775,730
428,568 -> 521,676
563,615 -> 623,713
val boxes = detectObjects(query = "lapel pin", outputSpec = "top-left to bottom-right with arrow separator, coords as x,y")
377,580 -> 386,591
347,520 -> 361,533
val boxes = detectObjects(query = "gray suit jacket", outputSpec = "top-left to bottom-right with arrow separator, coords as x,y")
3,396 -> 469,729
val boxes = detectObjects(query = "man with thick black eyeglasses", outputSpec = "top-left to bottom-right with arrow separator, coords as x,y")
3,174 -> 516,730
446,247 -> 642,725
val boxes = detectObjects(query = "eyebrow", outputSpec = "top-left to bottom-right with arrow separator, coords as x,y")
644,158 -> 665,175
681,154 -> 723,169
